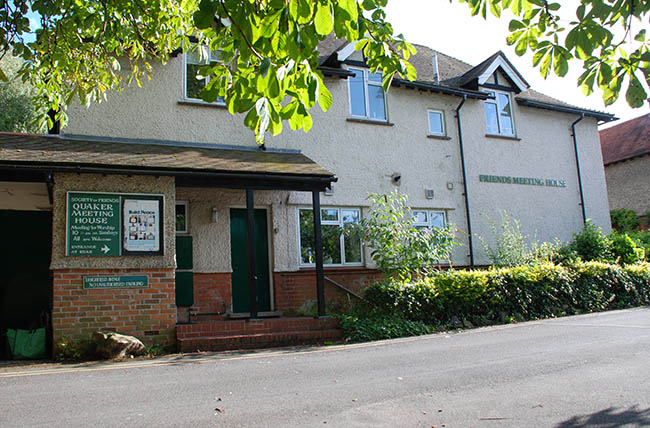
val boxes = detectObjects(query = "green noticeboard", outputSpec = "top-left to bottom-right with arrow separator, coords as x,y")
67,193 -> 121,256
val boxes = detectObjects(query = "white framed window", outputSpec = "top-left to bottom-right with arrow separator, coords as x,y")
427,109 -> 446,136
412,210 -> 446,230
175,201 -> 189,234
348,67 -> 387,121
298,207 -> 362,266
184,46 -> 224,104
484,89 -> 515,136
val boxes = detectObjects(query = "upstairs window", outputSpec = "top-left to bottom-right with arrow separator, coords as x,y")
427,110 -> 446,136
184,47 -> 224,104
484,90 -> 514,136
298,207 -> 362,266
348,67 -> 387,121
175,201 -> 189,234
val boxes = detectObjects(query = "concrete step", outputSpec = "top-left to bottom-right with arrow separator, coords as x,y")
177,328 -> 343,352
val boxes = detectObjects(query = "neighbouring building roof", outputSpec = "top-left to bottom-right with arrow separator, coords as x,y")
0,133 -> 336,191
600,113 -> 650,165
318,35 -> 616,122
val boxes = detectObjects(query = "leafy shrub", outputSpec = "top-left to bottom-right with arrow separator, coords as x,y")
610,233 -> 646,265
570,220 -> 612,262
336,314 -> 433,342
610,209 -> 639,232
55,336 -> 97,361
363,192 -> 457,279
363,262 -> 650,327
478,211 -> 535,267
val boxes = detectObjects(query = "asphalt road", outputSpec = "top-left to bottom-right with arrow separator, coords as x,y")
1,308 -> 650,428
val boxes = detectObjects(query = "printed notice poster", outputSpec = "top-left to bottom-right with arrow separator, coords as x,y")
122,197 -> 163,254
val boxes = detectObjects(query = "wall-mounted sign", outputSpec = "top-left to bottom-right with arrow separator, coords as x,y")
479,174 -> 567,188
83,275 -> 148,289
66,192 -> 164,256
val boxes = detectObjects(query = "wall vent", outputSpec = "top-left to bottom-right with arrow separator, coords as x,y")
425,189 -> 435,199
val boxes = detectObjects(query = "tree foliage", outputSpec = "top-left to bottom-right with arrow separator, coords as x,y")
0,0 -> 647,142
459,0 -> 650,108
0,53 -> 40,132
0,0 -> 415,142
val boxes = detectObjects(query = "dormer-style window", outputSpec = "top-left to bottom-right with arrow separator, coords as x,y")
184,47 -> 224,104
484,89 -> 515,136
348,67 -> 387,121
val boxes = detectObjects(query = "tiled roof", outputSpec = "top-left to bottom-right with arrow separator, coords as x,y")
317,37 -> 615,121
600,114 -> 650,165
0,133 -> 334,178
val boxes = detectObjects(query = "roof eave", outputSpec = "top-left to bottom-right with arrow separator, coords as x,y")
516,98 -> 617,123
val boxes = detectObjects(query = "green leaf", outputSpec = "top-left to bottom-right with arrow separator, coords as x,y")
256,97 -> 270,143
318,80 -> 332,111
194,0 -> 218,29
259,58 -> 271,78
625,74 -> 647,108
314,1 -> 334,35
0,66 -> 7,82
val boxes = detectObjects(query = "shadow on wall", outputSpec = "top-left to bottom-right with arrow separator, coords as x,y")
555,406 -> 650,428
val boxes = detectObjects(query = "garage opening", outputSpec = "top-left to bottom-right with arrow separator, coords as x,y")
0,182 -> 53,360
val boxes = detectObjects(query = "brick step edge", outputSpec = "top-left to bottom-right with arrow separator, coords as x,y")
178,329 -> 344,353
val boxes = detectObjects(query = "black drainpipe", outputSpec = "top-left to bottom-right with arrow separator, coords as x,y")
455,95 -> 474,267
571,113 -> 586,225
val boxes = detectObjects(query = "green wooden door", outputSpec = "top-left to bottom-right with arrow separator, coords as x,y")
230,208 -> 271,313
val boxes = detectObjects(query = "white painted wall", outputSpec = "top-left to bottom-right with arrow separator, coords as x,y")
65,54 -> 611,268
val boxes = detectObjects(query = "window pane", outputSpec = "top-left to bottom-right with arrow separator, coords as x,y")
341,209 -> 360,224
484,102 -> 499,134
321,208 -> 339,222
299,210 -> 315,264
322,224 -> 342,264
344,224 -> 362,263
430,211 -> 446,229
368,85 -> 386,120
428,111 -> 444,135
368,71 -> 382,83
176,204 -> 187,232
412,211 -> 427,224
186,63 -> 206,99
349,70 -> 367,117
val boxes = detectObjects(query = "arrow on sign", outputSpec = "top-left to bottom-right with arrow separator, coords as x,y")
101,245 -> 110,254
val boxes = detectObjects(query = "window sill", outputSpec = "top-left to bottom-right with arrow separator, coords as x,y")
178,99 -> 227,109
346,117 -> 394,126
427,134 -> 451,140
485,133 -> 521,141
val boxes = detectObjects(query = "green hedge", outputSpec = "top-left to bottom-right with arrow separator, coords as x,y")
364,262 -> 650,326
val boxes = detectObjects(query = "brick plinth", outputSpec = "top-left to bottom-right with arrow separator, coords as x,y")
191,273 -> 231,319
273,268 -> 383,313
52,268 -> 176,353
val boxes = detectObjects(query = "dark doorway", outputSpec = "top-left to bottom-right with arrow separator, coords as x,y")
229,208 -> 271,314
0,210 -> 52,359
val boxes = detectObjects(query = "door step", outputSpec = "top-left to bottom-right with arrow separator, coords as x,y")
176,316 -> 342,352
228,311 -> 283,319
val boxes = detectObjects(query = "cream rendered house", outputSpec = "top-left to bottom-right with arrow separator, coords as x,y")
0,38 -> 615,354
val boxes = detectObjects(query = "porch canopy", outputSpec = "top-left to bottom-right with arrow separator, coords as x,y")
0,132 -> 337,317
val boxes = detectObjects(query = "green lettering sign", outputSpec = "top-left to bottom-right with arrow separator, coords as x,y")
67,193 -> 120,256
479,174 -> 567,188
83,275 -> 148,289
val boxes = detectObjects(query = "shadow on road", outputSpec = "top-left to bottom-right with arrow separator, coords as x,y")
556,406 -> 650,427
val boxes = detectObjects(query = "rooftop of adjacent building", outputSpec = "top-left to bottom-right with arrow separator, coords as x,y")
600,113 -> 650,165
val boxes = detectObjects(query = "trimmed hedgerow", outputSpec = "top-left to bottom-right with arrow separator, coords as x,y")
336,314 -> 433,343
363,262 -> 650,327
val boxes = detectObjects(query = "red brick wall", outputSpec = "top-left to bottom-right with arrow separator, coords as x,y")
191,273 -> 231,318
274,268 -> 383,313
52,268 -> 176,352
